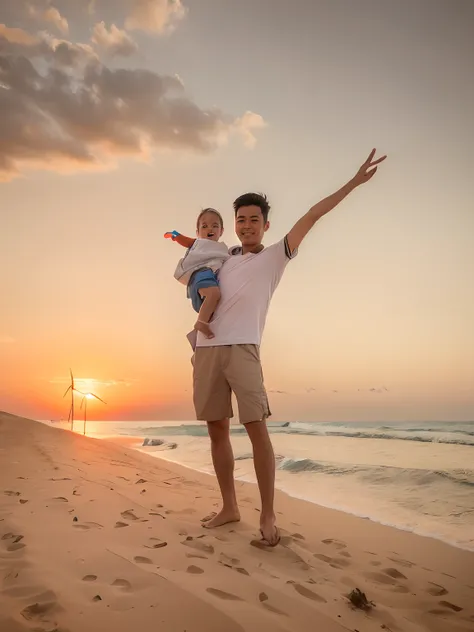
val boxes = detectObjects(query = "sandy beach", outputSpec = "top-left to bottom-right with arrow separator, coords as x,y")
1,412 -> 473,632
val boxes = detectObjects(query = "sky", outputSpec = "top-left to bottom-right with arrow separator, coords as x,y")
1,0 -> 473,423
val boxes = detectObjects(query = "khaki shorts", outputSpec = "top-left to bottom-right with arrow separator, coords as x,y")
192,344 -> 271,424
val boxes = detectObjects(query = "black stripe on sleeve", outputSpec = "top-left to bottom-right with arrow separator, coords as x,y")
284,235 -> 296,259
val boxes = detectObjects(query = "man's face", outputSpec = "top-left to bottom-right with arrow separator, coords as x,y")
234,205 -> 269,249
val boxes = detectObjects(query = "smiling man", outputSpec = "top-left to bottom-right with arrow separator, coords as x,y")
193,149 -> 386,546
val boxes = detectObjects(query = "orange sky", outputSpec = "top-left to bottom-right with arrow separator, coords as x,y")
1,0 -> 473,422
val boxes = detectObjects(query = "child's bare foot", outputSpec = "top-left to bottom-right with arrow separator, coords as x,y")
194,320 -> 214,339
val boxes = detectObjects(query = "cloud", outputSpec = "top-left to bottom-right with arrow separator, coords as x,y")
49,377 -> 138,388
125,0 -> 187,34
29,5 -> 69,35
233,111 -> 267,149
0,24 -> 38,46
91,21 -> 138,57
0,336 -> 15,344
0,29 -> 265,181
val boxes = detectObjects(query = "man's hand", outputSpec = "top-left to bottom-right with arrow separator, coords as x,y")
352,149 -> 387,187
286,148 -> 387,253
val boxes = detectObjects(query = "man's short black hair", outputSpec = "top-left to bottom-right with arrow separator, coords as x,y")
233,193 -> 270,223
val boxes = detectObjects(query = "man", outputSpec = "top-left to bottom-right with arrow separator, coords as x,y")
193,149 -> 386,546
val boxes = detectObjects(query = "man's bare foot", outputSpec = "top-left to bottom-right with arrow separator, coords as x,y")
259,513 -> 280,547
194,320 -> 214,339
201,508 -> 240,528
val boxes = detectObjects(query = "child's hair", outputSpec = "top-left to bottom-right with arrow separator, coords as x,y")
196,207 -> 224,229
233,193 -> 270,223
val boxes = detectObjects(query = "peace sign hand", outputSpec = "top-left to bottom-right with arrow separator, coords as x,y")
353,149 -> 387,187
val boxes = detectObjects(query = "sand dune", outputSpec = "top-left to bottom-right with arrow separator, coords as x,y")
1,411 -> 473,632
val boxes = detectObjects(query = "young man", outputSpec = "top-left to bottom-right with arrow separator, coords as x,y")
193,149 -> 386,546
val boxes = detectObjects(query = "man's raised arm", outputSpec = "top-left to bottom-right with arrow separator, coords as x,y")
286,149 -> 387,253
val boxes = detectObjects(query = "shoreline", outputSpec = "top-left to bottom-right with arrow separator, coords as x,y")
2,411 -> 474,632
106,434 -> 474,554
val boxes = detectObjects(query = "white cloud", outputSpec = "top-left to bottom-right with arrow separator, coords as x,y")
125,0 -> 187,34
29,5 -> 69,35
0,30 -> 265,181
233,111 -> 267,149
91,21 -> 138,57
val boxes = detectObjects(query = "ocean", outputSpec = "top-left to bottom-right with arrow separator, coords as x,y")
49,419 -> 474,552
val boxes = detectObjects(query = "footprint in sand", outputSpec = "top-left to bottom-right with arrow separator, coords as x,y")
82,575 -> 98,582
206,588 -> 243,601
262,602 -> 288,616
73,522 -> 103,530
322,538 -> 347,550
236,567 -> 250,576
370,561 -> 382,567
134,556 -> 152,564
388,556 -> 415,568
219,553 -> 240,566
52,497 -> 69,502
182,538 -> 214,555
165,508 -> 196,516
112,579 -> 132,591
121,510 -> 139,521
20,600 -> 61,621
291,533 -> 305,540
185,553 -> 208,560
314,553 -> 350,568
144,538 -> 167,549
364,572 -> 397,585
438,601 -> 463,612
4,491 -> 21,497
19,499 -> 29,504
290,582 -> 327,603
187,565 -> 204,574
383,568 -> 408,580
114,522 -> 129,529
1,533 -> 15,540
426,582 -> 448,597
7,542 -> 26,552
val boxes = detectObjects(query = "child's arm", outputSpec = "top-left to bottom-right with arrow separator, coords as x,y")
164,231 -> 196,249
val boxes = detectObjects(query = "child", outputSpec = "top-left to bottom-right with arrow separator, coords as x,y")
165,208 -> 229,339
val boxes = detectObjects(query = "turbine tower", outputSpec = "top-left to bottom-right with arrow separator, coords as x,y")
80,392 -> 106,436
63,369 -> 83,432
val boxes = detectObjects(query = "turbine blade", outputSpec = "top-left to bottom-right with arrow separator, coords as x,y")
63,386 -> 71,398
89,392 -> 106,404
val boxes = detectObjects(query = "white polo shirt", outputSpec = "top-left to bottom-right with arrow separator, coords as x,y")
196,236 -> 297,347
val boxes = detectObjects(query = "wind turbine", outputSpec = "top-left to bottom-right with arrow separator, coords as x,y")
80,392 -> 106,436
63,369 -> 84,432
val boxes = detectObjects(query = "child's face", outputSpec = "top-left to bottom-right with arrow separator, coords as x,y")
196,211 -> 223,241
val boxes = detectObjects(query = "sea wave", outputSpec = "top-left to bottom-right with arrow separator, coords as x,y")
278,457 -> 474,489
131,421 -> 474,447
